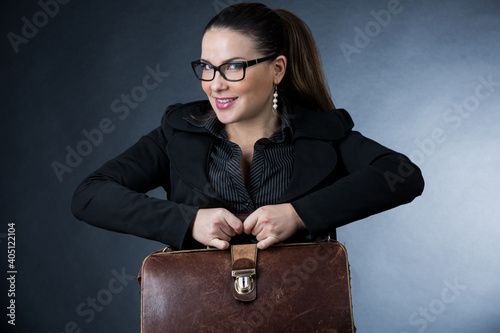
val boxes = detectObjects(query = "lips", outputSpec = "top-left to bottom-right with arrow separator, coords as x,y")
214,97 -> 238,110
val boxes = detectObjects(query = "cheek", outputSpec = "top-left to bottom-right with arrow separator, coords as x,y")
201,82 -> 211,96
237,77 -> 265,95
245,79 -> 271,99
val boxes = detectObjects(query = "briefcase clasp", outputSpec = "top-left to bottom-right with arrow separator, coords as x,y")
232,269 -> 256,295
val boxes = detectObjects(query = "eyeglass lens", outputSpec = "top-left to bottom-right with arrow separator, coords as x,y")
194,62 -> 245,81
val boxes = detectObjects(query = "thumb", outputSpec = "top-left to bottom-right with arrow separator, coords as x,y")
209,238 -> 230,250
257,235 -> 280,250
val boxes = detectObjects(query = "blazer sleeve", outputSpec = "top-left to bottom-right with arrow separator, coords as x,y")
70,122 -> 199,249
290,130 -> 425,239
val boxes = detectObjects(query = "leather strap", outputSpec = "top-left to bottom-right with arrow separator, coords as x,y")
231,244 -> 257,302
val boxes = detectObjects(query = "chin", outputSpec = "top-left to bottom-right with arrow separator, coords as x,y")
210,105 -> 239,125
214,113 -> 237,125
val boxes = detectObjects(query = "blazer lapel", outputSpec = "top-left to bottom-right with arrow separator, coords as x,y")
279,103 -> 353,203
279,139 -> 337,203
167,132 -> 227,205
163,100 -> 354,208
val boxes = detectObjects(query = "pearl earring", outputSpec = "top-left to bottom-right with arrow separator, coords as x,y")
273,86 -> 279,111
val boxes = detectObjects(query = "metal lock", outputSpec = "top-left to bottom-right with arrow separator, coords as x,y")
232,269 -> 256,295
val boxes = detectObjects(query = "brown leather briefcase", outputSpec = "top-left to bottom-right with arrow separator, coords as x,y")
138,241 -> 355,332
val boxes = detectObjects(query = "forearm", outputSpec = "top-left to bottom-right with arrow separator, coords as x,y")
291,154 -> 424,238
71,174 -> 198,248
71,126 -> 200,249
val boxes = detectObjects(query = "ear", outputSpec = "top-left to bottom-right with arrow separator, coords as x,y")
273,55 -> 287,85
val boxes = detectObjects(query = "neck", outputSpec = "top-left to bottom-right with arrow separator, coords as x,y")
225,111 -> 280,144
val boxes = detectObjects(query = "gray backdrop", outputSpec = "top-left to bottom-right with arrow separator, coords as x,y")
2,0 -> 499,332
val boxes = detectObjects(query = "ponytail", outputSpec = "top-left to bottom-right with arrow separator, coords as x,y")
204,3 -> 335,111
274,9 -> 335,111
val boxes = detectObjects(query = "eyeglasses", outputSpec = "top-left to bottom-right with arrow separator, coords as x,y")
191,55 -> 275,82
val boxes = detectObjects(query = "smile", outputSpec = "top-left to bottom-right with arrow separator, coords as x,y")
215,97 -> 238,109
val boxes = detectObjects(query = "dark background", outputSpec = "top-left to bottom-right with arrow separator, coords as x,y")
2,0 -> 499,332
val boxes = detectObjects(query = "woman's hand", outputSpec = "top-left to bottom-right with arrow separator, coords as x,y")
191,208 -> 244,250
243,204 -> 307,250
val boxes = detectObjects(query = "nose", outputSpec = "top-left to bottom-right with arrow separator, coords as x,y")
210,71 -> 228,92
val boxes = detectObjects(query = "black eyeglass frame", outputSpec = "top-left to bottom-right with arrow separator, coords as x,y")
191,55 -> 276,82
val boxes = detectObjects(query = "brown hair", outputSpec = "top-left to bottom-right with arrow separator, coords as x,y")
204,3 -> 335,111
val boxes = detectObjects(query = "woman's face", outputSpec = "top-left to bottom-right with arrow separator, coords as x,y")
200,28 -> 285,126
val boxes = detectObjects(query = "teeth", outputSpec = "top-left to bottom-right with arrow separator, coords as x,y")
217,98 -> 235,103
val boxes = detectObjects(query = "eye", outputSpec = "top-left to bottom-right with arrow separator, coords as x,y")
201,63 -> 214,71
226,63 -> 244,71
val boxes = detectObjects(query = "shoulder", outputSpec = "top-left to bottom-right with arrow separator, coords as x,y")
160,100 -> 212,136
287,102 -> 354,140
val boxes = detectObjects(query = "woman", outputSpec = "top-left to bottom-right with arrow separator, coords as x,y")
71,3 -> 424,251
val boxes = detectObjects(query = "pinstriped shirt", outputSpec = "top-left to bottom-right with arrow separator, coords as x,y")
186,111 -> 295,214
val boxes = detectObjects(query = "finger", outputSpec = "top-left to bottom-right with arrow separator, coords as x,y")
224,213 -> 244,234
210,211 -> 236,237
218,220 -> 237,238
255,232 -> 265,242
257,236 -> 280,250
248,208 -> 269,236
243,214 -> 258,234
215,230 -> 231,242
251,221 -> 264,236
208,238 -> 230,250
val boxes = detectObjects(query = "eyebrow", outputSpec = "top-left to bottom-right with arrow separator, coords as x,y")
199,57 -> 248,64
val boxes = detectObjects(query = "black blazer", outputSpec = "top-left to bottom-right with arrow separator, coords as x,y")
71,100 -> 424,249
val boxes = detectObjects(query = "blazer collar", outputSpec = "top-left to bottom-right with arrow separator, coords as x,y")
285,99 -> 354,140
163,99 -> 354,141
164,100 -> 354,205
